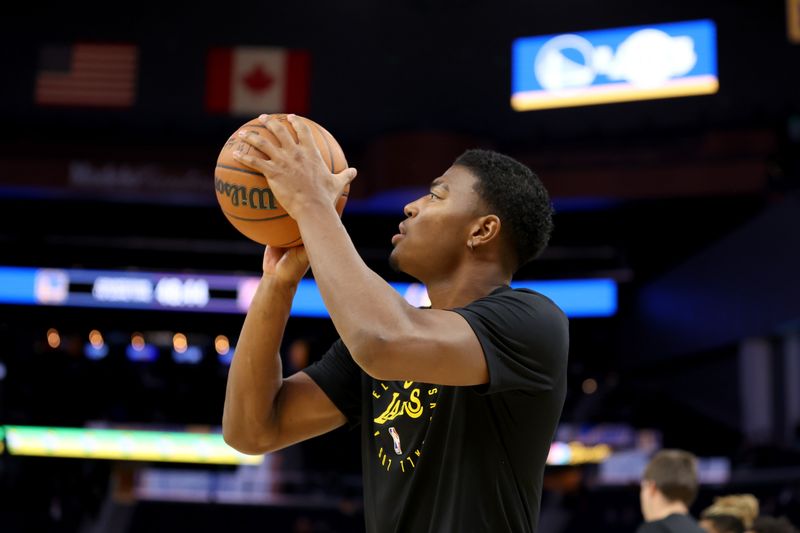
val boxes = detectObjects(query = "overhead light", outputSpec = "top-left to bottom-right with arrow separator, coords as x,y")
46,328 -> 61,349
85,330 -> 108,360
89,330 -> 104,349
214,335 -> 230,355
173,333 -> 187,354
126,331 -> 157,362
131,332 -> 145,351
582,378 -> 598,394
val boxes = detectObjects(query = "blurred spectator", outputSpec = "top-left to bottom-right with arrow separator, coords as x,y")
699,515 -> 745,533
636,449 -> 705,533
751,516 -> 800,533
698,494 -> 758,533
287,338 -> 311,373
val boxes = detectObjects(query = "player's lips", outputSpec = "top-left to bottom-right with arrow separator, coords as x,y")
392,223 -> 407,245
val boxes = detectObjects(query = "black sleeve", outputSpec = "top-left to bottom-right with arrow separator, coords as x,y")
450,288 -> 569,395
302,338 -> 363,427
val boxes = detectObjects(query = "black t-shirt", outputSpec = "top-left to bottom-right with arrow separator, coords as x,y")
304,286 -> 569,533
636,513 -> 706,533
636,514 -> 707,533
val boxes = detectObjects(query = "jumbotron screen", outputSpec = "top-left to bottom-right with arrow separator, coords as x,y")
512,19 -> 718,111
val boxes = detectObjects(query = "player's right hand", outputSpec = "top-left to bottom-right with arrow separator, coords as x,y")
262,245 -> 310,286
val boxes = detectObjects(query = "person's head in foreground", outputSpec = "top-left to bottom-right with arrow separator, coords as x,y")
640,449 -> 700,521
389,149 -> 554,282
699,494 -> 759,533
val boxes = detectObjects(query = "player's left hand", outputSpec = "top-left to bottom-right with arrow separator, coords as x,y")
232,114 -> 356,220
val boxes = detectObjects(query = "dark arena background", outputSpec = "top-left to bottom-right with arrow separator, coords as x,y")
1,2 -> 800,532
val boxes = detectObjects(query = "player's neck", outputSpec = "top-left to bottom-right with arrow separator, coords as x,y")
647,500 -> 689,522
424,264 -> 510,309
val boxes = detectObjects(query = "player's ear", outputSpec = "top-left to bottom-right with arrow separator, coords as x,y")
468,215 -> 501,249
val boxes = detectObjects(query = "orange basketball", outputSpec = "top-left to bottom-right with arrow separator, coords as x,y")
215,114 -> 349,247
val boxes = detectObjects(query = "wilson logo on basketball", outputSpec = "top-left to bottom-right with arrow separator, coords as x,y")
214,176 -> 277,210
214,114 -> 348,246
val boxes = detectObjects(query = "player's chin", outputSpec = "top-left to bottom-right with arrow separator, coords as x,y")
388,247 -> 405,274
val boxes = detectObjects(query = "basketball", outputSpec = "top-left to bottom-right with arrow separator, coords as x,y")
214,114 -> 349,247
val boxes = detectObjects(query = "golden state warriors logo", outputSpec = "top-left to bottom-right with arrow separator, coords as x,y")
372,381 -> 439,473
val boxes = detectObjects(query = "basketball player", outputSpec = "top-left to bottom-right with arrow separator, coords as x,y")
223,114 -> 569,532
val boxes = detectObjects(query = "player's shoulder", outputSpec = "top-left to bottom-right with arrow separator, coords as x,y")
469,285 -> 567,321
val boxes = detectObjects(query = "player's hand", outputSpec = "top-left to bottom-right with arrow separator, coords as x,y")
232,114 -> 356,219
262,245 -> 309,287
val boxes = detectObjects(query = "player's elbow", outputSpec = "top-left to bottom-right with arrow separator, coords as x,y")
222,417 -> 276,455
349,330 -> 403,381
223,428 -> 274,456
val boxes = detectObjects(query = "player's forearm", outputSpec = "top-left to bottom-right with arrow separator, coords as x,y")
298,204 -> 414,370
222,276 -> 296,454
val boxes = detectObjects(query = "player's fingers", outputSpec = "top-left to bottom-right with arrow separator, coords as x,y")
262,115 -> 297,149
232,149 -> 275,175
335,167 -> 358,188
236,130 -> 279,159
289,245 -> 309,267
286,114 -> 316,147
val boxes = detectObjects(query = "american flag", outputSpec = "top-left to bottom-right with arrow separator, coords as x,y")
34,43 -> 138,107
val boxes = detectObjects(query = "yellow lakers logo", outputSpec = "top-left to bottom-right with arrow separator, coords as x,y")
372,382 -> 441,473
374,389 -> 424,424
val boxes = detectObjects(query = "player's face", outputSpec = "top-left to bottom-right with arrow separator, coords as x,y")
389,165 -> 483,280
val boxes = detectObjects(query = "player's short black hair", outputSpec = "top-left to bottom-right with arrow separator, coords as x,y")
454,149 -> 554,271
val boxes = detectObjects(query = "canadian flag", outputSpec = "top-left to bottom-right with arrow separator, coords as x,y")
205,46 -> 310,116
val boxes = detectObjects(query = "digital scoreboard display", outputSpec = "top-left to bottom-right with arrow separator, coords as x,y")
512,19 -> 718,111
0,266 -> 617,318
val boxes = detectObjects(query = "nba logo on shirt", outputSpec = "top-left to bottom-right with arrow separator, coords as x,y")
388,427 -> 403,455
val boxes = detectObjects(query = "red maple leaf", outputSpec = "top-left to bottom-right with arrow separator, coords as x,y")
242,65 -> 275,94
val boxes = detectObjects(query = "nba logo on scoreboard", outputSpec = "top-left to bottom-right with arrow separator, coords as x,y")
511,19 -> 718,111
34,269 -> 69,305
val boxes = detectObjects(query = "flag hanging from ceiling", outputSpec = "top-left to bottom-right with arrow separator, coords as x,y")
205,47 -> 310,116
34,43 -> 139,108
